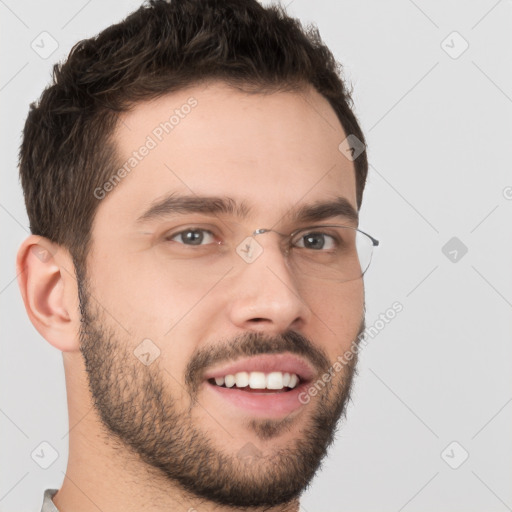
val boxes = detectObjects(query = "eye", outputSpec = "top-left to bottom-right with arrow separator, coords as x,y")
293,230 -> 337,251
167,228 -> 217,246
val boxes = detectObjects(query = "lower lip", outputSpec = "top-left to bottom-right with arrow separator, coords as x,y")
204,381 -> 309,418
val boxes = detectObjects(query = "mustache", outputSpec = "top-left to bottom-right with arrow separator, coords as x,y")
185,330 -> 331,395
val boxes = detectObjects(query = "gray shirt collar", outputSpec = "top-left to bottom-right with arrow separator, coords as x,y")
41,489 -> 60,512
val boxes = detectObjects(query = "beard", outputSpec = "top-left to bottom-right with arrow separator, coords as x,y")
77,271 -> 363,509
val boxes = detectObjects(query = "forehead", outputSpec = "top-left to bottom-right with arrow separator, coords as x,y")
97,81 -> 357,230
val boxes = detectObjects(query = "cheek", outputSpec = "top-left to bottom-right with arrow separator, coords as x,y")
87,268 -> 204,391
300,279 -> 364,355
87,244 -> 215,333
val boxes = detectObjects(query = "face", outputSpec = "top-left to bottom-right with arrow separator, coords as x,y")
79,81 -> 365,508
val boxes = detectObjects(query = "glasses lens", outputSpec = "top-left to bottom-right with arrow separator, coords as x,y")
288,226 -> 375,282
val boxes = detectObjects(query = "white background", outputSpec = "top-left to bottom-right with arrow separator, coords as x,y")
1,1 -> 511,511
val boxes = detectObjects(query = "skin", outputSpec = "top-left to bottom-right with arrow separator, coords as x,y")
17,81 -> 365,512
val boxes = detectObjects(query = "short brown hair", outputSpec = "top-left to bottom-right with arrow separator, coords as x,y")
19,0 -> 368,271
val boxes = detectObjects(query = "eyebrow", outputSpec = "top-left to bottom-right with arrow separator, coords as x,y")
135,194 -> 359,225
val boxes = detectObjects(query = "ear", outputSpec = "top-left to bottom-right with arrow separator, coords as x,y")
16,235 -> 81,352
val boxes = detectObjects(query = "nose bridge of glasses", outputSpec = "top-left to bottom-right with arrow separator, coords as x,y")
229,226 -> 290,266
251,227 -> 291,253
225,225 -> 295,279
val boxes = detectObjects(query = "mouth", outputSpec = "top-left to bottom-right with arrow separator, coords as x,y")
202,353 -> 315,417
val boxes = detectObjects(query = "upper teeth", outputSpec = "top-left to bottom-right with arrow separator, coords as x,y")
213,371 -> 299,390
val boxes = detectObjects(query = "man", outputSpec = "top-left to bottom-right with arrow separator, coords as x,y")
16,0 -> 377,510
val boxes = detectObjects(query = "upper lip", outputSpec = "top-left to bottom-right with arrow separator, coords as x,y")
202,353 -> 317,383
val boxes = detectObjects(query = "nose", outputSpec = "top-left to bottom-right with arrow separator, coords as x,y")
226,231 -> 312,334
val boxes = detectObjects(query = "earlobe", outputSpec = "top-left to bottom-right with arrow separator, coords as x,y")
16,235 -> 80,353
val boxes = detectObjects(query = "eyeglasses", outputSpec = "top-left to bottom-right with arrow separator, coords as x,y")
161,222 -> 379,283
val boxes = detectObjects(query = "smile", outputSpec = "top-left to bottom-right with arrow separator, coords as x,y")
202,353 -> 316,417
